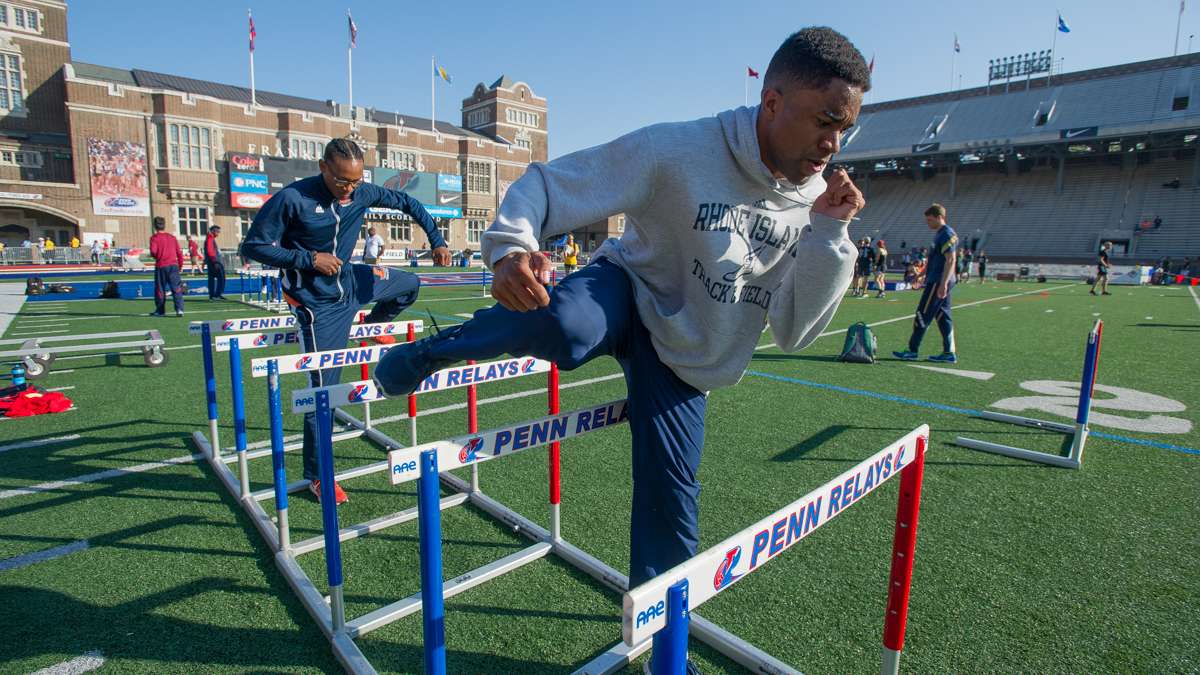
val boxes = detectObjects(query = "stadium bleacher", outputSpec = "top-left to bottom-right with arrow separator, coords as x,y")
839,54 -> 1200,262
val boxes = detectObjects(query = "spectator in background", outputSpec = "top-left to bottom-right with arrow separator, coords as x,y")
148,216 -> 185,317
363,226 -> 385,265
90,239 -> 103,265
1091,241 -> 1113,296
851,236 -> 872,297
562,234 -> 580,275
42,237 -> 55,263
186,235 -> 201,275
977,250 -> 988,283
873,239 -> 888,298
1160,256 -> 1172,285
70,236 -> 80,250
205,225 -> 226,300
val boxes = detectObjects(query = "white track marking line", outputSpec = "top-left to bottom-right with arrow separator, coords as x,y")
9,330 -> 70,336
755,283 -> 1077,351
1189,285 -> 1200,314
455,312 -> 475,318
1045,309 -> 1054,313
0,540 -> 90,572
50,369 -> 75,375
907,365 -> 995,380
0,453 -> 200,500
0,434 -> 81,454
46,386 -> 75,392
30,650 -> 105,675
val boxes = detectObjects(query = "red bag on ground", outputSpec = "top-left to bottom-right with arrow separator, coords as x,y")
0,389 -> 73,417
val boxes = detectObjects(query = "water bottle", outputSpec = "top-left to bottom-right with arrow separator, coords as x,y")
1,363 -> 27,397
137,284 -> 143,297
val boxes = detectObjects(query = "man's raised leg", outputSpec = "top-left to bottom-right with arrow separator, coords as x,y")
374,259 -> 633,395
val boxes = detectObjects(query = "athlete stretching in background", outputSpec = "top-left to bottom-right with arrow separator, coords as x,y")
241,138 -> 451,505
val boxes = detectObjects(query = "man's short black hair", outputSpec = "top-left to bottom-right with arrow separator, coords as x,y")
323,137 -> 364,164
153,216 -> 166,230
764,27 -> 871,93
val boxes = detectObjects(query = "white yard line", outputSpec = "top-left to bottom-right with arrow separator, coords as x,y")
0,453 -> 200,500
9,330 -> 70,336
0,540 -> 90,572
29,650 -> 105,675
46,386 -> 75,392
754,283 -> 1077,351
0,434 -> 81,454
1190,284 -> 1200,314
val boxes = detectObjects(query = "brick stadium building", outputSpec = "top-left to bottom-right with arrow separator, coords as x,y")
0,1 -> 621,258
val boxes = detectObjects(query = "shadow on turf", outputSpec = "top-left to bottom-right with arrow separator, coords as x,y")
1133,322 -> 1200,330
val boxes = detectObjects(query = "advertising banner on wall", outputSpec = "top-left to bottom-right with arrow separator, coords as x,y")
369,169 -> 463,219
88,138 -> 150,217
230,171 -> 270,208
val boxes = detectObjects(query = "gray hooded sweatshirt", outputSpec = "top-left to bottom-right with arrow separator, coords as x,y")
482,105 -> 857,392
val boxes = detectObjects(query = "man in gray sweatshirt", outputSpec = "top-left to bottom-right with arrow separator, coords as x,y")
377,27 -> 865,589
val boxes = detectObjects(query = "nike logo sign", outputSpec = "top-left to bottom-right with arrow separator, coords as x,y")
1065,128 -> 1090,138
914,143 -> 937,152
438,194 -> 459,204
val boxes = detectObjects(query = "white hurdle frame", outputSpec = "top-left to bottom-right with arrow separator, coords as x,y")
954,319 -> 1103,469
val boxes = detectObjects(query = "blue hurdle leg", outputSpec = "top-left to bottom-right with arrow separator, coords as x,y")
650,579 -> 689,675
418,449 -> 447,675
229,338 -> 250,499
316,391 -> 347,632
201,323 -> 221,460
267,360 -> 290,550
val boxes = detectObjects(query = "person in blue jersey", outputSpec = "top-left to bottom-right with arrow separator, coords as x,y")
894,203 -> 958,363
241,138 -> 451,504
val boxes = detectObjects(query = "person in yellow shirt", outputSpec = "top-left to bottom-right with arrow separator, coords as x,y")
70,236 -> 80,249
563,233 -> 580,275
43,237 -> 55,263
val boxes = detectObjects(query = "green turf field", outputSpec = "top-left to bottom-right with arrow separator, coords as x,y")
1,280 -> 1197,673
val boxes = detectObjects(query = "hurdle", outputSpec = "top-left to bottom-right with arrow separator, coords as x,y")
237,268 -> 286,311
189,315 -> 422,493
605,426 -> 929,675
380,416 -> 932,673
0,329 -> 167,378
954,319 -> 1102,469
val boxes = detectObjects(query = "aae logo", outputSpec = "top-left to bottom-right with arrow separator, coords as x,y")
635,600 -> 665,628
458,437 -> 485,464
295,355 -> 313,370
294,395 -> 315,408
521,358 -> 537,374
713,545 -> 743,591
252,334 -> 269,347
104,197 -> 137,208
222,320 -> 236,331
347,383 -> 371,403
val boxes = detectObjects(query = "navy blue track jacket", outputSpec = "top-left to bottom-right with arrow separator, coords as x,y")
241,175 -> 445,306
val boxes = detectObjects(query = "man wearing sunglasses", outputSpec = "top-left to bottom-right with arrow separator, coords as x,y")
242,138 -> 450,504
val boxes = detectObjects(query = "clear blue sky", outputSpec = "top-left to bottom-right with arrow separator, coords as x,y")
69,1 -> 1196,159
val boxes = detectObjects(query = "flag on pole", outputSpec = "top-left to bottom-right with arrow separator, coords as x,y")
436,63 -> 452,84
348,10 -> 358,47
1057,13 -> 1071,33
868,53 -> 875,74
747,66 -> 759,78
248,10 -> 256,53
954,34 -> 960,53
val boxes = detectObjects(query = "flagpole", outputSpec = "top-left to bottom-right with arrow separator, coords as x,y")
744,74 -> 748,107
431,55 -> 436,134
347,11 -> 354,128
1051,11 -> 1060,85
1175,1 -> 1184,56
248,10 -> 256,107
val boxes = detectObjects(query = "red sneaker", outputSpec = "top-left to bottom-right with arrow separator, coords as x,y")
309,479 -> 348,505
